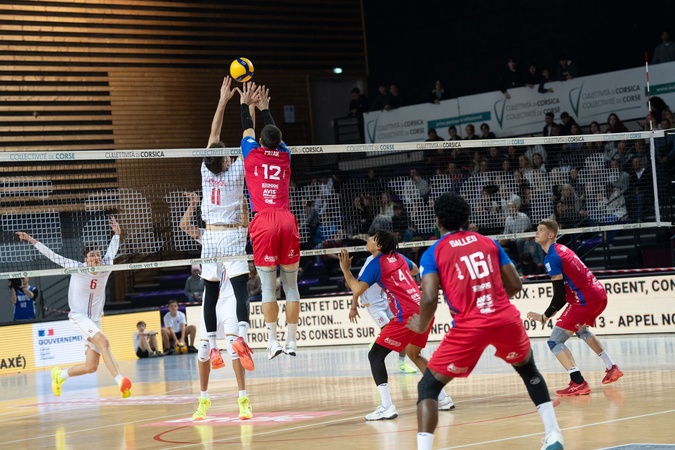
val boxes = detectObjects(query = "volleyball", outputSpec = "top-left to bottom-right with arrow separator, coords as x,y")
175,343 -> 187,354
230,57 -> 254,82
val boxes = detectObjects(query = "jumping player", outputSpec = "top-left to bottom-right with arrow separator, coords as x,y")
16,217 -> 133,399
200,76 -> 254,370
407,193 -> 563,450
527,219 -> 622,396
239,82 -> 301,360
180,191 -> 253,421
350,254 -> 438,375
339,230 -> 454,421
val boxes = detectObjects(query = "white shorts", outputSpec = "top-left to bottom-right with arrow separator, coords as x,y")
69,312 -> 103,354
199,275 -> 238,339
201,228 -> 248,281
364,297 -> 394,329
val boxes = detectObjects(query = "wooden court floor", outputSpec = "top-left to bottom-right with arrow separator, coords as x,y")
1,335 -> 674,449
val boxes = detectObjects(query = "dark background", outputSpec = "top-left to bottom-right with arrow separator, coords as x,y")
362,0 -> 675,105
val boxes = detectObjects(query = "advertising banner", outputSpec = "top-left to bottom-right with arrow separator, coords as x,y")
365,61 -> 675,142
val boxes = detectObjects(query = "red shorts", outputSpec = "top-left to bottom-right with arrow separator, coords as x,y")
556,296 -> 608,332
249,209 -> 300,267
375,317 -> 433,352
427,320 -> 530,378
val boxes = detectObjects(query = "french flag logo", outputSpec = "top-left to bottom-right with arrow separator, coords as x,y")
38,329 -> 55,337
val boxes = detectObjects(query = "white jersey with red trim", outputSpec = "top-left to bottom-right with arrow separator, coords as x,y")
200,159 -> 245,225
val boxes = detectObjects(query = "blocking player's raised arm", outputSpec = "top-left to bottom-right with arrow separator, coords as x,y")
179,191 -> 202,242
17,231 -> 82,269
239,81 -> 258,139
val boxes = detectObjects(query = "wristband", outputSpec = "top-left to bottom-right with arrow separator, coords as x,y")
261,109 -> 275,126
241,103 -> 254,130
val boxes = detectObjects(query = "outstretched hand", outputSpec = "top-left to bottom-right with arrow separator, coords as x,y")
15,232 -> 36,245
338,248 -> 352,273
238,81 -> 258,105
183,191 -> 200,206
219,76 -> 237,103
110,215 -> 121,235
255,85 -> 271,110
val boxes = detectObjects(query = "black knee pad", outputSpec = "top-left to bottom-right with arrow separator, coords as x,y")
417,369 -> 445,403
368,343 -> 391,386
203,280 -> 220,332
230,274 -> 250,323
513,355 -> 551,406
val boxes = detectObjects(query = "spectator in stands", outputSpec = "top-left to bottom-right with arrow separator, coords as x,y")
464,124 -> 479,140
556,184 -> 586,227
531,153 -> 547,174
499,58 -> 522,99
163,299 -> 198,354
480,123 -> 497,139
538,67 -> 554,94
523,63 -> 539,88
8,277 -> 38,321
391,203 -> 413,241
305,200 -> 321,245
522,236 -> 545,272
556,55 -> 577,81
589,121 -> 602,134
353,194 -> 375,235
652,29 -> 675,64
348,87 -> 369,143
500,200 -> 532,260
633,139 -> 650,169
133,321 -> 164,358
644,96 -> 671,130
430,80 -> 446,104
184,265 -> 204,302
364,168 -> 387,199
518,251 -> 543,276
426,148 -> 452,173
451,147 -> 472,173
568,167 -> 585,202
518,154 -> 534,179
558,112 -> 577,135
430,162 -> 464,200
247,261 -> 262,302
542,112 -> 556,136
505,145 -> 520,168
370,84 -> 392,111
486,146 -> 503,171
597,183 -> 629,225
608,159 -> 630,194
378,191 -> 396,219
447,126 -> 461,140
605,113 -> 629,133
388,84 -> 406,108
426,128 -> 444,142
611,141 -> 635,170
501,158 -> 512,175
627,157 -> 654,222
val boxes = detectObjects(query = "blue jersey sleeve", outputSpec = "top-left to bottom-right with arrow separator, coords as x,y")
492,239 -> 513,266
400,254 -> 414,270
544,245 -> 563,276
241,136 -> 259,159
358,254 -> 382,286
278,141 -> 291,161
419,241 -> 440,277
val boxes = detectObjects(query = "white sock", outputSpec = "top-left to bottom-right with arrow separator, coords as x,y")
536,401 -> 558,436
114,375 -> 123,386
417,432 -> 434,450
238,321 -> 250,342
201,391 -> 209,400
59,369 -> 70,380
265,322 -> 278,344
239,390 -> 247,398
599,351 -> 615,370
207,332 -> 218,350
568,367 -> 580,375
286,323 -> 297,343
398,355 -> 406,363
377,383 -> 392,408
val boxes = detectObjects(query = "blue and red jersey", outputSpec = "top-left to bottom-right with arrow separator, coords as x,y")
544,243 -> 607,306
358,252 -> 420,322
241,137 -> 291,213
420,231 -> 521,329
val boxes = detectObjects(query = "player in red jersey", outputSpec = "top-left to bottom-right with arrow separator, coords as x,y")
239,82 -> 301,360
527,219 -> 623,397
407,193 -> 563,450
338,230 -> 453,421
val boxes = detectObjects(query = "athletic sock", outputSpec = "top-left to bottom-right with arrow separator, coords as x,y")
207,332 -> 218,350
536,401 -> 558,435
417,432 -> 434,450
201,391 -> 209,400
59,369 -> 70,380
437,390 -> 448,401
286,323 -> 297,343
114,375 -> 123,386
239,390 -> 247,398
599,350 -> 615,370
377,383 -> 392,408
238,321 -> 250,342
569,368 -> 584,384
265,322 -> 278,344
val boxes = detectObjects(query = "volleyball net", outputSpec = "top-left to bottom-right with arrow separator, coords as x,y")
0,129 -> 672,283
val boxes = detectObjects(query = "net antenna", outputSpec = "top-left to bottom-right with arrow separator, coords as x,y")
644,51 -> 661,224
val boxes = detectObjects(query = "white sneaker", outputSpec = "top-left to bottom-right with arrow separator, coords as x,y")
365,404 -> 398,421
283,341 -> 297,356
268,341 -> 284,360
438,395 -> 455,411
540,427 -> 564,450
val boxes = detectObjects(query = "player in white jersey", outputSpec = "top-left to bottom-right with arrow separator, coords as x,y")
200,76 -> 254,371
353,255 -> 420,374
16,216 -> 132,398
181,191 -> 253,420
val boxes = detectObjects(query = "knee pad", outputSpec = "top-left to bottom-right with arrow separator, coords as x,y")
368,343 -> 391,386
257,267 -> 277,303
230,274 -> 250,323
224,334 -> 238,361
546,327 -> 571,356
417,369 -> 445,403
280,267 -> 300,302
513,355 -> 550,406
575,326 -> 593,342
197,340 -> 210,362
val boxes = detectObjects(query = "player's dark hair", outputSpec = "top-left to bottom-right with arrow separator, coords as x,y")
373,229 -> 398,255
83,243 -> 101,259
203,145 -> 224,176
136,321 -> 146,327
260,124 -> 282,149
434,193 -> 471,232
